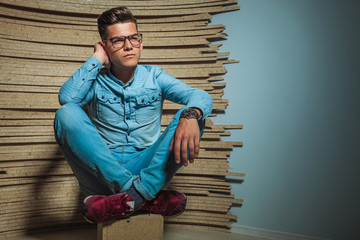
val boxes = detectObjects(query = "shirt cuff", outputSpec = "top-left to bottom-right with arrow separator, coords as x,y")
83,56 -> 103,73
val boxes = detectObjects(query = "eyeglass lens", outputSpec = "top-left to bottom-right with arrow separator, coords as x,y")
111,34 -> 142,48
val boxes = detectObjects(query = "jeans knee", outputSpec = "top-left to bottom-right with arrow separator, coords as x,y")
54,103 -> 84,135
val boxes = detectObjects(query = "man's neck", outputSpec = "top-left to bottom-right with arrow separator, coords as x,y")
110,66 -> 137,85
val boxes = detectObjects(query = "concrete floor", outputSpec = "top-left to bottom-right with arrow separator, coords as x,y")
3,226 -> 269,240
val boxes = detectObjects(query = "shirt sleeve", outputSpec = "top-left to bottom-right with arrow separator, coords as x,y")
156,68 -> 213,119
58,57 -> 101,106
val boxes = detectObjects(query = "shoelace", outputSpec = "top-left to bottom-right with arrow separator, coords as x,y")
104,195 -> 130,219
146,199 -> 166,215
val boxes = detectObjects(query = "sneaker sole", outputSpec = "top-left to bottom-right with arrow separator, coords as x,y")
83,195 -> 95,224
83,215 -> 95,224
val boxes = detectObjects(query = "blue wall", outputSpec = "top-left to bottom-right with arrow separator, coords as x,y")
212,1 -> 360,239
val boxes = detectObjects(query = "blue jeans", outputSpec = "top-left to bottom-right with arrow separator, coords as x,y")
54,103 -> 204,201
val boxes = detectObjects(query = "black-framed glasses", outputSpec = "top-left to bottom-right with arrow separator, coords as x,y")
103,33 -> 143,49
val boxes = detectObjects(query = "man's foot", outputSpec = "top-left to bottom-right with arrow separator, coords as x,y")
142,190 -> 187,217
83,193 -> 134,223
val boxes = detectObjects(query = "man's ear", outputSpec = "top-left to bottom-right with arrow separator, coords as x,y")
100,42 -> 110,55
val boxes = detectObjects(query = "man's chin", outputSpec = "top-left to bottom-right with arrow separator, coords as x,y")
112,62 -> 139,70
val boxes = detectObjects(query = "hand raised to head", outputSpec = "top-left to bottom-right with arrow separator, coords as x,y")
92,42 -> 111,69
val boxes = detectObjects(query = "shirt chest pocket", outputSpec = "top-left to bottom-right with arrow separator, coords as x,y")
134,91 -> 162,125
96,91 -> 123,124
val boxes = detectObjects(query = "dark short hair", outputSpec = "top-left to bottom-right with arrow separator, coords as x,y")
97,6 -> 137,40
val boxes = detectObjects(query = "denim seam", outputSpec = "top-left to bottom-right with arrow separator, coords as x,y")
118,149 -> 147,164
146,123 -> 172,167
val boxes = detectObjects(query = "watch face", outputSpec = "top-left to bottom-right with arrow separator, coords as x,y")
184,109 -> 192,114
181,108 -> 200,120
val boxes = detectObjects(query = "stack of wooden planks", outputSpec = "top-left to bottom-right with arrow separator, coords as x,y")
0,0 -> 244,238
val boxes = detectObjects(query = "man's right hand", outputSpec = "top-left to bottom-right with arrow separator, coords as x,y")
92,42 -> 111,68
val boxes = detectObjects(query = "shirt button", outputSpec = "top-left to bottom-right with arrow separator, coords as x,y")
92,63 -> 95,66
125,100 -> 129,103
113,97 -> 117,101
101,96 -> 105,99
141,99 -> 144,103
126,117 -> 130,120
82,78 -> 85,81
127,132 -> 130,136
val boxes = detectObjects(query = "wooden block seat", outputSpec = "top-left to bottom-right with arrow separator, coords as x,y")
97,214 -> 164,240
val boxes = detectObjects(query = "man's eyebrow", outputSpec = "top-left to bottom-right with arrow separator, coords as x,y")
108,36 -> 125,41
109,34 -> 138,40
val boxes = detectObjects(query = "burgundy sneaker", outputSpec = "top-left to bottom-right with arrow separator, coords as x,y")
142,190 -> 187,217
83,193 -> 134,223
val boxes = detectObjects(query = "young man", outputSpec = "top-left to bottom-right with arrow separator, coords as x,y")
54,6 -> 212,223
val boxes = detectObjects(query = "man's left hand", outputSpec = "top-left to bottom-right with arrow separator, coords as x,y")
169,118 -> 200,166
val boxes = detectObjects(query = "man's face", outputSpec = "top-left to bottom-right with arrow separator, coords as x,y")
103,22 -> 142,70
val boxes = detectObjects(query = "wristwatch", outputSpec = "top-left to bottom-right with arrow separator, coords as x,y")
180,108 -> 202,121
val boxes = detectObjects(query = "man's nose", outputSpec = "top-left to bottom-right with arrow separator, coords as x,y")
123,38 -> 133,50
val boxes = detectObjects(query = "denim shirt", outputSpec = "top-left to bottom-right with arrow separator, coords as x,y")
58,57 -> 213,149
